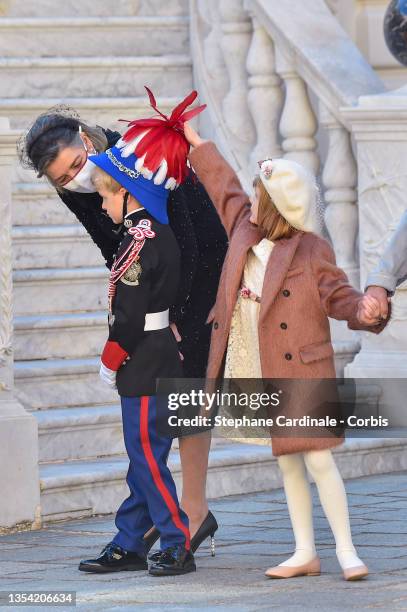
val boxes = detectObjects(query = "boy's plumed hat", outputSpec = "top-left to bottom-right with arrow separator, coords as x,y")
89,87 -> 206,223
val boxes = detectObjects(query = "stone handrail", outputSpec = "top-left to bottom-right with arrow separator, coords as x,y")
247,0 -> 385,126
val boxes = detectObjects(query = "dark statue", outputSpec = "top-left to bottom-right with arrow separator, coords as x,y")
384,0 -> 407,66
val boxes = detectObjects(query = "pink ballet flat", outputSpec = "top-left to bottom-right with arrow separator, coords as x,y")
265,556 -> 321,579
343,564 -> 369,581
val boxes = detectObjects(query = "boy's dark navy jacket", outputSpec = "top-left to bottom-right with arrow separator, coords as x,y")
101,208 -> 183,397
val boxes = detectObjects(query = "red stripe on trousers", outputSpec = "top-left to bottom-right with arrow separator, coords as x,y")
140,395 -> 191,550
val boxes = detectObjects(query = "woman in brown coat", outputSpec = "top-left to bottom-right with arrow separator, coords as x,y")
184,122 -> 386,582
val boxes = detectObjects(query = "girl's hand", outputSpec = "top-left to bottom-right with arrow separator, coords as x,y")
357,294 -> 383,326
184,121 -> 205,148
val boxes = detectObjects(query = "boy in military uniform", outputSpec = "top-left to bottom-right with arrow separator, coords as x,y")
78,88 -> 206,576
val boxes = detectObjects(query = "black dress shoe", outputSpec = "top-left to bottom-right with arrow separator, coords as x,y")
149,545 -> 196,576
79,542 -> 147,573
148,510 -> 218,562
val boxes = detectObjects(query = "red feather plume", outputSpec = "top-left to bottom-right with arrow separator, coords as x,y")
118,86 -> 206,186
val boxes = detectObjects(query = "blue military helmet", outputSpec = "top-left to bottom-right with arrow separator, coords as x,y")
89,145 -> 170,224
89,86 -> 206,225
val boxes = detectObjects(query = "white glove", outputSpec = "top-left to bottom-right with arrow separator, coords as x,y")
100,362 -> 117,389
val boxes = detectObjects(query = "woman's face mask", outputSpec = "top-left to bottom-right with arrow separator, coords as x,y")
47,128 -> 98,193
63,156 -> 97,193
63,132 -> 97,192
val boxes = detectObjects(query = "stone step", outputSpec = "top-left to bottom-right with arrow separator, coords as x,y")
0,16 -> 189,58
0,55 -> 192,98
5,96 -> 180,131
36,404 -> 217,464
12,225 -> 102,270
2,0 -> 188,18
14,311 -> 106,361
38,438 -> 407,522
13,266 -> 108,316
12,183 -> 77,226
14,357 -> 117,410
36,404 -> 124,463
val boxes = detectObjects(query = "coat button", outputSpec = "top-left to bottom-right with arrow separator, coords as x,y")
282,289 -> 290,297
285,353 -> 292,361
213,322 -> 219,330
280,322 -> 288,330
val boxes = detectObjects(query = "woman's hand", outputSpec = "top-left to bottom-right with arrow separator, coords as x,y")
184,121 -> 205,149
170,322 -> 184,361
357,294 -> 384,326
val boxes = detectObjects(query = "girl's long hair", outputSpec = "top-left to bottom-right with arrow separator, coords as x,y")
253,176 -> 299,241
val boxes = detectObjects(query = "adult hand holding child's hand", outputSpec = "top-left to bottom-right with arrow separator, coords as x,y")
357,294 -> 386,326
365,285 -> 391,320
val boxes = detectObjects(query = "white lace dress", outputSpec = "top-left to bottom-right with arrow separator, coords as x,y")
224,238 -> 275,378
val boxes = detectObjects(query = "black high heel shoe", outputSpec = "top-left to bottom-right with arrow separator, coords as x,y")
190,510 -> 218,556
148,511 -> 218,561
143,527 -> 160,553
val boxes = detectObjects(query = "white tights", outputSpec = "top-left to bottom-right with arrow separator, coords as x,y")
277,449 -> 363,570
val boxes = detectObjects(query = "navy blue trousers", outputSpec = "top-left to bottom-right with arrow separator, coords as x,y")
112,395 -> 190,554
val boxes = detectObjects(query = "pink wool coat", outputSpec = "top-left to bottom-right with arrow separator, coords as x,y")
189,142 -> 388,456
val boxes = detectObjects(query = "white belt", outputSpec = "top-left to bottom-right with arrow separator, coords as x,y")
144,309 -> 169,331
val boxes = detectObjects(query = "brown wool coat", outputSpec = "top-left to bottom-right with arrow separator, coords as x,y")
189,142 -> 388,456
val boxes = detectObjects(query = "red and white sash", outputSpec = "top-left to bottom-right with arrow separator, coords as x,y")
108,219 -> 156,315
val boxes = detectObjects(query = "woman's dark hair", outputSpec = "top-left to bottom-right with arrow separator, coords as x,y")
17,105 -> 108,178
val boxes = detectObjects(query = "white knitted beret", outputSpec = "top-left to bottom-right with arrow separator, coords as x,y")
258,158 -> 319,233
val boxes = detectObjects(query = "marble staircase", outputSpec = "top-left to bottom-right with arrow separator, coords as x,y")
1,0 -> 194,523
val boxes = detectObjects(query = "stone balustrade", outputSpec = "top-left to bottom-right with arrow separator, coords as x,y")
190,0 -> 390,373
0,118 -> 40,531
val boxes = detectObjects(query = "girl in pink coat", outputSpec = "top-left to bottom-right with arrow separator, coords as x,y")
184,122 -> 386,582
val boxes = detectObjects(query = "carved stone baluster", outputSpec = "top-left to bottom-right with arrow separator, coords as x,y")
320,103 -> 359,288
219,0 -> 255,160
275,49 -> 320,174
246,17 -> 283,172
197,0 -> 228,103
0,118 -> 40,531
318,104 -> 360,374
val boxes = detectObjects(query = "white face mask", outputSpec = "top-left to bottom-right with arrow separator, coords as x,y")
63,129 -> 98,193
63,157 -> 97,193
